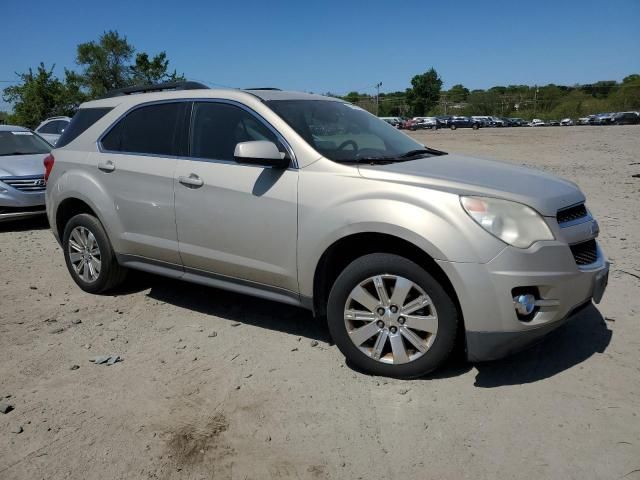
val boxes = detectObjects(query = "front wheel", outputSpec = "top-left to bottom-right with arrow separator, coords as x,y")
62,213 -> 127,294
450,124 -> 457,130
327,253 -> 458,378
472,123 -> 479,130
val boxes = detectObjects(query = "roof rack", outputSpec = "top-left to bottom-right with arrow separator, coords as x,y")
244,87 -> 282,91
102,81 -> 209,98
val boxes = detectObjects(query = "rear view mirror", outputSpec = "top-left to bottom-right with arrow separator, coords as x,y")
233,141 -> 289,169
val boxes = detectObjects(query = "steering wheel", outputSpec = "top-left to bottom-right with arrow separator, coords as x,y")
337,140 -> 359,153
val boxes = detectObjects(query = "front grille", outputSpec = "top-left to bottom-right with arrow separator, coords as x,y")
570,239 -> 598,266
557,203 -> 588,225
1,175 -> 46,192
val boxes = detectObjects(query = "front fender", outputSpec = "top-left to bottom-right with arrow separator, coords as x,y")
297,167 -> 506,298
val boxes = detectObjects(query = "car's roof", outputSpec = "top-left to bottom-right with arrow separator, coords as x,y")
0,125 -> 30,132
81,88 -> 343,109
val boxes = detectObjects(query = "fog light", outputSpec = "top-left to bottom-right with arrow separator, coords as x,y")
513,294 -> 536,316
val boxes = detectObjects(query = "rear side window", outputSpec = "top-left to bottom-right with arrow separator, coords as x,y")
101,102 -> 187,156
37,120 -> 67,134
56,109 -> 111,148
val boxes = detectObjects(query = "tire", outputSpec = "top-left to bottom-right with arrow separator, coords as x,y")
450,124 -> 457,130
62,213 -> 127,294
472,123 -> 479,130
327,253 -> 458,378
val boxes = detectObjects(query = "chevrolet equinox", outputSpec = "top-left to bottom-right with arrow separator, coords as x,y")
45,82 -> 609,378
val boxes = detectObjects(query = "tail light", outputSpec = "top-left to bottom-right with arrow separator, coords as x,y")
44,154 -> 55,182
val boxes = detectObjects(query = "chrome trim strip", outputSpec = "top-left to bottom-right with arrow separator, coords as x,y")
96,98 -> 299,169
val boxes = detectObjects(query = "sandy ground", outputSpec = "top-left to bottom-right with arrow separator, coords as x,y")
0,125 -> 639,480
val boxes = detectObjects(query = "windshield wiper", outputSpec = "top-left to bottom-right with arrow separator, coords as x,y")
398,147 -> 446,159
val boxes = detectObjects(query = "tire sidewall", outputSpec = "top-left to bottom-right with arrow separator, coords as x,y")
62,213 -> 116,293
327,253 -> 458,378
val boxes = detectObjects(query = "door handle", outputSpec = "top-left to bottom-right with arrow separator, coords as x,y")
178,174 -> 204,188
98,160 -> 115,172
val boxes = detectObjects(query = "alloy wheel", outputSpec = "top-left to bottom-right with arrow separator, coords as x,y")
68,226 -> 101,283
343,274 -> 438,364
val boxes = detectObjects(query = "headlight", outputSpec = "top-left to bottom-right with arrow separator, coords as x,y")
460,196 -> 554,248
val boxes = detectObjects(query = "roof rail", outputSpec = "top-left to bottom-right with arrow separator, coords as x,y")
244,87 -> 282,91
102,81 -> 209,98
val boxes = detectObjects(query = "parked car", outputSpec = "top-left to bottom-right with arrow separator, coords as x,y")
0,125 -> 50,221
560,118 -> 574,126
577,116 -> 593,125
548,120 -> 560,126
507,118 -> 527,127
413,117 -> 439,130
435,116 -> 451,128
35,116 -> 71,145
449,116 -> 481,130
592,113 -> 616,125
471,116 -> 492,127
380,117 -> 402,128
530,119 -> 546,127
46,82 -> 608,378
489,116 -> 506,127
612,111 -> 640,125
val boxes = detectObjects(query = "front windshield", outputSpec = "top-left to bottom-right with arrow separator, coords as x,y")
0,131 -> 51,156
267,100 -> 430,162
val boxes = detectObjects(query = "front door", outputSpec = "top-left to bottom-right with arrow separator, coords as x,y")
174,101 -> 298,293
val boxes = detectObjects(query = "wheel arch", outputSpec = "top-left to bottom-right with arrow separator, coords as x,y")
311,232 -> 463,332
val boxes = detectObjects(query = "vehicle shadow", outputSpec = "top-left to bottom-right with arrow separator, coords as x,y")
143,274 -> 331,343
0,215 -> 49,233
470,304 -> 611,387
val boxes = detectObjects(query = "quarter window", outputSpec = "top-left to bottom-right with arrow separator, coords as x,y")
101,103 -> 187,156
189,102 -> 283,161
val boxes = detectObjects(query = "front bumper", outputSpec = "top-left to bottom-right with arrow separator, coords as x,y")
437,240 -> 609,362
0,180 -> 46,222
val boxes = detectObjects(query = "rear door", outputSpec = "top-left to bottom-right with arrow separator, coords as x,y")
93,101 -> 189,264
173,100 -> 299,292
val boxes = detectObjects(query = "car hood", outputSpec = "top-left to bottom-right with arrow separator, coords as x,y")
357,153 -> 584,216
0,153 -> 47,178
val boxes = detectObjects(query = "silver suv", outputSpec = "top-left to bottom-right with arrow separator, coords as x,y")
45,82 -> 609,378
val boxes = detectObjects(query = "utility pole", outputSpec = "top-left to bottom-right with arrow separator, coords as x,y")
375,82 -> 382,116
533,85 -> 538,117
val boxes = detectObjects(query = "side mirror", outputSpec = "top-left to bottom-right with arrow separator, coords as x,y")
233,141 -> 289,169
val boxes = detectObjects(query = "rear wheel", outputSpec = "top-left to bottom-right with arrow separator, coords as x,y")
472,123 -> 479,130
327,253 -> 458,378
450,124 -> 457,130
62,213 -> 127,293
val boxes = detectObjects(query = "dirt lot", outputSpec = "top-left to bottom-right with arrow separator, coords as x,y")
1,126 -> 639,480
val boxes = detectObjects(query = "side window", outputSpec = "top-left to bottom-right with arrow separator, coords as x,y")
189,102 -> 283,161
101,102 -> 187,156
38,121 -> 58,134
55,120 -> 69,134
57,108 -> 112,148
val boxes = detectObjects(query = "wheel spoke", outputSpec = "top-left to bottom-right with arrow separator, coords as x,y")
404,314 -> 438,334
71,230 -> 84,248
344,309 -> 376,322
373,276 -> 390,306
349,285 -> 381,313
90,257 -> 101,275
389,334 -> 409,363
69,252 -> 83,264
69,239 -> 83,252
81,260 -> 90,282
87,259 -> 97,279
371,330 -> 389,360
390,277 -> 413,307
349,321 -> 381,346
400,326 -> 427,353
401,295 -> 431,315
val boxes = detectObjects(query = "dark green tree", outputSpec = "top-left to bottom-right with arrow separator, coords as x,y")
447,84 -> 469,103
130,52 -> 184,85
406,68 -> 442,115
75,30 -> 135,97
2,63 -> 85,128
